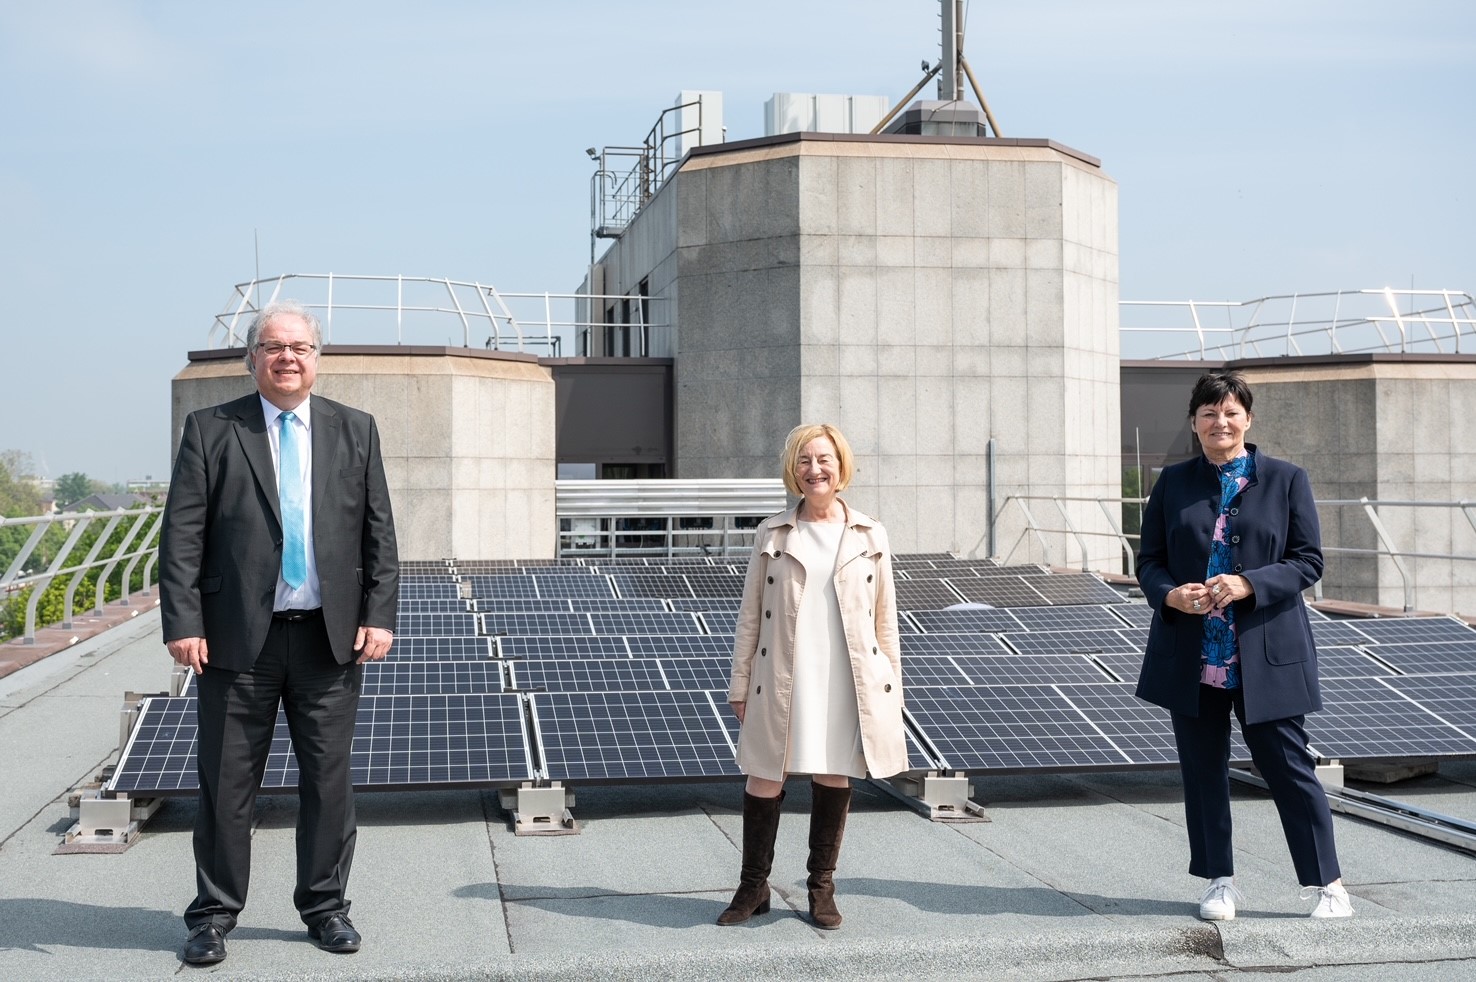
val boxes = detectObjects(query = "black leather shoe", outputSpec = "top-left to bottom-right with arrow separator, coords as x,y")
308,912 -> 361,953
183,924 -> 227,965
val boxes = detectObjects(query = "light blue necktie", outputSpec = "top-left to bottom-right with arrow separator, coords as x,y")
278,411 -> 307,589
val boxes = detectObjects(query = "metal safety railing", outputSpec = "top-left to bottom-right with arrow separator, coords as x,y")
590,98 -> 708,239
993,494 -> 1476,612
0,506 -> 164,644
1120,288 -> 1476,361
555,479 -> 786,559
209,274 -> 670,358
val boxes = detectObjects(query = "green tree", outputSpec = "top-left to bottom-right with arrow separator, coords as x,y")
54,472 -> 95,508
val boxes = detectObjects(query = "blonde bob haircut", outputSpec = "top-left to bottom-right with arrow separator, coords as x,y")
781,423 -> 854,497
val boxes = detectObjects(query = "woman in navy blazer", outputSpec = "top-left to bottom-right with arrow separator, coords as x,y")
1136,372 -> 1351,920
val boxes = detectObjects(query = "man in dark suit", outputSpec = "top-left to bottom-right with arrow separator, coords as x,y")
160,300 -> 399,965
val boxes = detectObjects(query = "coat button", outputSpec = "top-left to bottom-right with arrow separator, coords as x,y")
760,647 -> 767,657
771,551 -> 781,558
884,683 -> 892,692
1233,564 -> 1243,573
756,685 -> 762,694
765,610 -> 771,619
1230,535 -> 1241,544
867,574 -> 873,583
767,575 -> 773,584
1229,507 -> 1238,516
872,646 -> 878,655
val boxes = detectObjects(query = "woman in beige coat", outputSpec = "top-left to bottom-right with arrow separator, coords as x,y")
719,423 -> 906,930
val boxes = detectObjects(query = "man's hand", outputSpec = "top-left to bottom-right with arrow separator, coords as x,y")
167,637 -> 209,675
354,626 -> 394,663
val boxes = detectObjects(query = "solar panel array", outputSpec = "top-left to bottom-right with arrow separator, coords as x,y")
108,558 -> 1476,797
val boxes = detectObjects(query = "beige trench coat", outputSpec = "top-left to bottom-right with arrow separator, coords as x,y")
727,501 -> 907,780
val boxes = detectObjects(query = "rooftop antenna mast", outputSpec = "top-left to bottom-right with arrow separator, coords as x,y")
872,0 -> 1001,136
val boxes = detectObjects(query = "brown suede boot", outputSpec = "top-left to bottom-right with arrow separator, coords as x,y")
716,790 -> 785,925
806,781 -> 851,930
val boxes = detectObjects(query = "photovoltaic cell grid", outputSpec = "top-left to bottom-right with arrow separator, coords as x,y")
497,636 -> 629,659
110,694 -> 535,794
510,658 -> 668,692
700,611 -> 739,635
1092,652 -> 1143,683
398,579 -> 462,600
1354,642 -> 1476,676
533,574 -> 617,599
1027,575 -> 1125,606
669,597 -> 742,612
945,575 -> 1056,607
1107,604 -> 1156,629
1307,676 -> 1476,758
902,654 -> 973,688
1352,617 -> 1476,645
531,690 -> 742,782
397,599 -> 470,614
904,686 -> 1127,771
389,636 -> 493,661
1008,605 -> 1128,632
682,573 -> 746,598
1000,629 -> 1139,656
659,657 -> 733,691
1316,646 -> 1397,679
362,661 -> 504,696
1053,683 -> 1180,765
1381,675 -> 1476,736
951,654 -> 1113,686
909,608 -> 1025,635
1312,620 -> 1374,647
396,613 -> 479,637
484,613 -> 593,636
627,635 -> 735,659
894,578 -> 966,610
470,576 -> 541,599
901,633 -> 1011,657
589,611 -> 703,636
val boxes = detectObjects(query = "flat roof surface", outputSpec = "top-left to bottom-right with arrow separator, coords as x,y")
3,610 -> 1475,981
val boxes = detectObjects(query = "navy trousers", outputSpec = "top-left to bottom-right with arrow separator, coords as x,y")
1171,684 -> 1341,886
187,612 -> 362,932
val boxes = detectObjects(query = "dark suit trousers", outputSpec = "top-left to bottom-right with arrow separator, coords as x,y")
186,613 -> 361,931
1171,684 -> 1342,886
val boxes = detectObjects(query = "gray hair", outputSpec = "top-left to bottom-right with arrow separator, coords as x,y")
243,300 -> 324,372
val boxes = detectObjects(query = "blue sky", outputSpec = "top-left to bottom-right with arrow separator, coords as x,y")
1,1 -> 1471,482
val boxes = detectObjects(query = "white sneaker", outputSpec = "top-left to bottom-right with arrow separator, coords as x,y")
1304,882 -> 1353,918
1198,876 -> 1244,920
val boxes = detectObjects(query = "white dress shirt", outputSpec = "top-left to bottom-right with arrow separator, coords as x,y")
261,394 -> 322,611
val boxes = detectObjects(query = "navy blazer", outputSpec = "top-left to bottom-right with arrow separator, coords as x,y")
1135,444 -> 1324,725
160,393 -> 400,673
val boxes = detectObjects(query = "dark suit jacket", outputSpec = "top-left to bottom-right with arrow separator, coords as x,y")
1135,444 -> 1323,725
160,393 -> 399,672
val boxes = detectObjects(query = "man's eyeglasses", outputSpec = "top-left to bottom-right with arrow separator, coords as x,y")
255,341 -> 318,357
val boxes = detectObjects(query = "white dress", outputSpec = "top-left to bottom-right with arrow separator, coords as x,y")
784,519 -> 867,778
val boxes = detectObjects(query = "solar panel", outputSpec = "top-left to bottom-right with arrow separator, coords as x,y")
568,598 -> 670,612
903,685 -> 1126,771
396,599 -> 470,613
397,579 -> 462,600
1008,605 -> 1129,632
469,575 -> 541,599
396,613 -> 479,637
1106,604 -> 1155,629
969,563 -> 1050,579
894,578 -> 966,610
900,654 -> 973,688
497,636 -> 629,659
669,597 -> 742,612
1307,676 -> 1476,758
681,573 -> 746,598
1350,617 -> 1476,645
510,658 -> 668,692
1311,620 -> 1375,646
700,611 -> 739,635
909,608 -> 1024,634
627,635 -> 735,659
1000,630 -> 1139,656
1090,652 -> 1144,683
532,690 -> 742,782
399,561 -> 452,572
612,573 -> 694,599
362,661 -> 504,695
473,598 -> 578,613
483,613 -> 592,637
1028,575 -> 1125,606
589,612 -> 703,636
1352,642 -> 1476,676
109,694 -> 536,794
533,574 -> 616,599
951,654 -> 1114,686
945,575 -> 1054,607
658,657 -> 733,691
388,636 -> 494,661
904,726 -> 944,771
901,633 -> 1012,657
1053,683 -> 1180,766
1316,645 -> 1398,679
1303,603 -> 1331,622
1380,675 -> 1476,737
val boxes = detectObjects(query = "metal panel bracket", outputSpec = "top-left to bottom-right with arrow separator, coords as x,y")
878,773 -> 989,822
501,782 -> 578,835
57,791 -> 162,853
